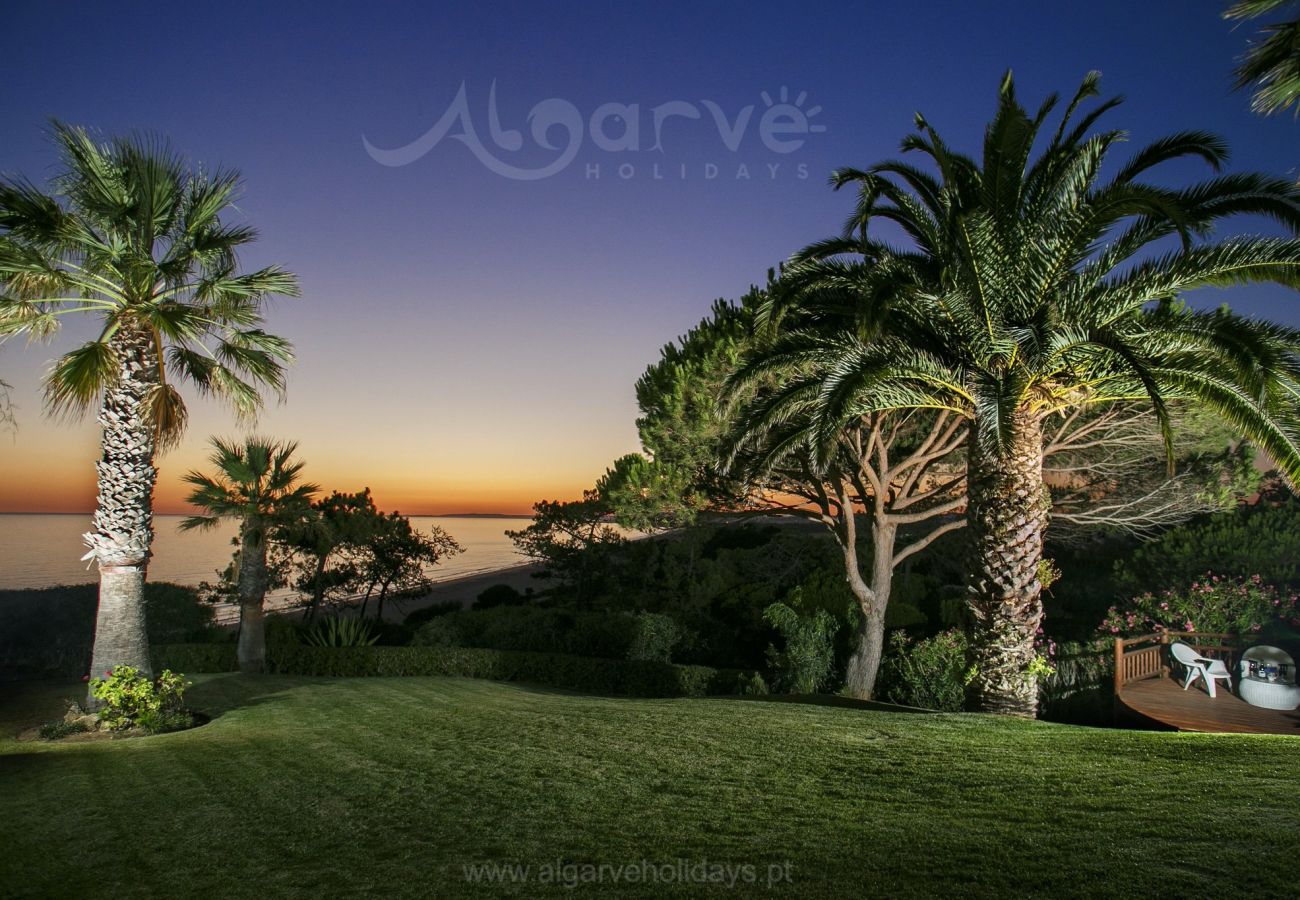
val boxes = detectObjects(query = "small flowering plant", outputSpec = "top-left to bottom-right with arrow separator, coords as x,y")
90,666 -> 192,733
1099,574 -> 1300,639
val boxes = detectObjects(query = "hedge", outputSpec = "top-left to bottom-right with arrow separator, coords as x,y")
150,643 -> 757,698
153,643 -> 239,674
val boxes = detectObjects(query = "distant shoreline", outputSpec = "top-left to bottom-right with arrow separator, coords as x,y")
0,511 -> 534,519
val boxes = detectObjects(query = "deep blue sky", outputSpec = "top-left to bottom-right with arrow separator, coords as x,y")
2,1 -> 1298,513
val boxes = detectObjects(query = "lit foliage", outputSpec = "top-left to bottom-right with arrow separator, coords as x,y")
738,71 -> 1300,478
1100,574 -> 1300,637
1225,1 -> 1300,116
0,123 -> 299,447
1113,499 -> 1300,594
90,665 -> 191,733
761,598 -> 839,693
879,629 -> 970,712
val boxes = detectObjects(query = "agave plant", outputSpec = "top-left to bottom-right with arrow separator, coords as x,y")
303,616 -> 379,648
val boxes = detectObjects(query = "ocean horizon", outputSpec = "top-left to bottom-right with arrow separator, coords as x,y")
0,512 -> 533,591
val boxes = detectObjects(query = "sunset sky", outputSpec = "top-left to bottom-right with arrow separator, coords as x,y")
2,0 -> 1299,515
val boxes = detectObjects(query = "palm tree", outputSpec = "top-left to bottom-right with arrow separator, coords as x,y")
1225,1 -> 1300,115
0,124 -> 299,694
181,438 -> 318,672
736,72 -> 1300,716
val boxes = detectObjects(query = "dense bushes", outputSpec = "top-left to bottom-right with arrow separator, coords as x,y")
625,612 -> 681,663
151,641 -> 755,697
762,600 -> 839,693
412,605 -> 686,663
1100,574 -> 1300,639
91,666 -> 194,734
1113,501 -> 1300,594
153,643 -> 238,673
472,583 -> 525,609
1,583 -> 216,679
875,630 -> 1113,722
877,629 -> 970,712
401,600 -> 460,630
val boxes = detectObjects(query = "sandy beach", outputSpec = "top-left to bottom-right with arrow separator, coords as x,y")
207,563 -> 551,626
382,563 -> 550,621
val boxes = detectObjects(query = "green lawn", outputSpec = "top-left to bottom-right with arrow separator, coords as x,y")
0,676 -> 1295,898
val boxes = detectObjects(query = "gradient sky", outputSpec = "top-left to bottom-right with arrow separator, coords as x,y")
2,0 -> 1298,515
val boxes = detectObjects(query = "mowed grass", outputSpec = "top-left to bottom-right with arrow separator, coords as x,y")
0,676 -> 1295,898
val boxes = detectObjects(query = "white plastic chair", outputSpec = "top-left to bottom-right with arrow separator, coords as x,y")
1240,645 -> 1296,685
1169,642 -> 1233,698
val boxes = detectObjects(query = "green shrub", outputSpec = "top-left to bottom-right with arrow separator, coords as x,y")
409,605 -> 687,662
153,643 -> 238,673
90,666 -> 192,734
259,644 -> 755,698
144,582 -> 219,643
878,629 -> 969,712
735,671 -> 770,695
626,612 -> 682,663
1100,575 -> 1300,639
38,719 -> 91,740
763,600 -> 839,693
371,621 -> 414,646
884,602 -> 927,630
263,613 -> 303,652
473,584 -> 525,609
1113,501 -> 1300,594
413,616 -> 462,648
403,600 -> 461,629
0,582 -> 216,679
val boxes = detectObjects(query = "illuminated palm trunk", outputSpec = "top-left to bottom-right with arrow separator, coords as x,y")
85,326 -> 159,704
964,411 -> 1048,718
236,519 -> 270,673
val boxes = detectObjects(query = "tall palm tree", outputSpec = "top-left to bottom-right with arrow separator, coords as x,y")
181,437 -> 318,672
0,124 -> 299,694
1225,1 -> 1300,115
735,72 -> 1300,716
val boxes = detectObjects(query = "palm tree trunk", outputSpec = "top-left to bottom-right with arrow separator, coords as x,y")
964,411 -> 1048,717
844,522 -> 895,700
85,325 -> 158,705
236,520 -> 270,673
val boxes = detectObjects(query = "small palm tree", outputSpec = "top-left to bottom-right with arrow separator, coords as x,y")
739,72 -> 1300,716
1225,1 -> 1300,115
181,437 -> 318,672
0,124 -> 298,693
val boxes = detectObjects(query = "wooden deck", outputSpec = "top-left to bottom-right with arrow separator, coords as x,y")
1118,676 -> 1300,735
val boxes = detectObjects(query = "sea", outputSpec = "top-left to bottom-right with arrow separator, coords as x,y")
0,513 -> 532,591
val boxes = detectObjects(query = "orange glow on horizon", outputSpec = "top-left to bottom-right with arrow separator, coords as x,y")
0,412 -> 610,518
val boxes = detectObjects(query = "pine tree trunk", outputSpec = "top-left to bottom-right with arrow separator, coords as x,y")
236,520 -> 269,674
843,523 -> 895,700
964,410 -> 1048,718
85,325 -> 159,706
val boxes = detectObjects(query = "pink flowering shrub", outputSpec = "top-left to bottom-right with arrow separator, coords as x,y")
1099,574 -> 1300,638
